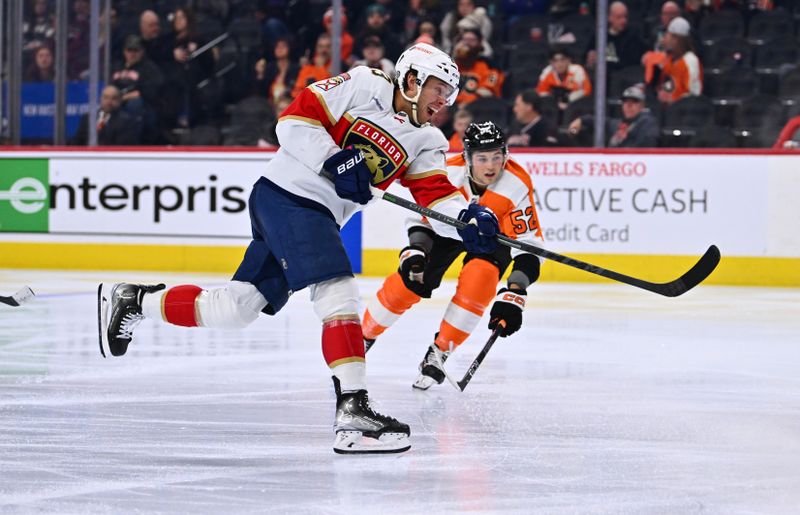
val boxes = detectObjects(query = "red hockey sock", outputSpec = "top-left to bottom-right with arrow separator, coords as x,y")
163,285 -> 203,327
322,318 -> 365,368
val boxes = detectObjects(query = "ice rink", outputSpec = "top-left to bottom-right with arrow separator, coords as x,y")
1,269 -> 799,514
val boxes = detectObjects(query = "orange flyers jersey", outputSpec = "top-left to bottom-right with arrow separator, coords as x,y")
661,51 -> 702,101
266,65 -> 466,239
411,154 -> 545,260
456,59 -> 505,105
536,63 -> 592,102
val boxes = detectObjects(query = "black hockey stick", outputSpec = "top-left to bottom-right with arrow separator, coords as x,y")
0,287 -> 36,307
374,189 -> 720,297
438,322 -> 505,392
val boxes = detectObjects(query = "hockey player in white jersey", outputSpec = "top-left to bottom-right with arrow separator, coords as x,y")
97,43 -> 501,454
362,122 -> 544,389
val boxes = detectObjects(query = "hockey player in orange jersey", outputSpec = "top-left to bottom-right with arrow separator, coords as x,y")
362,122 -> 544,389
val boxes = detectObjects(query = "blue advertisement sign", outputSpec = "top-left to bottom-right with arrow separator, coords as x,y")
19,81 -> 97,140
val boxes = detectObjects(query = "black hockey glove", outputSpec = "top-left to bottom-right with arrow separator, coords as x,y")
488,287 -> 527,337
457,203 -> 499,254
323,145 -> 373,205
398,245 -> 432,298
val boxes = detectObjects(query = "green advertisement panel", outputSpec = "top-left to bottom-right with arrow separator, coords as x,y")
0,159 -> 49,232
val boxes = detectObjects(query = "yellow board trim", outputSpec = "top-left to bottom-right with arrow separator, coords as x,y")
2,242 -> 800,287
0,242 -> 247,272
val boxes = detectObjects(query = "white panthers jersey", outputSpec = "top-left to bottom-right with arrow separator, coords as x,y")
263,66 -> 465,239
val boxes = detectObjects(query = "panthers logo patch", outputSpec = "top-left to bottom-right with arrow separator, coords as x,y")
343,119 -> 408,185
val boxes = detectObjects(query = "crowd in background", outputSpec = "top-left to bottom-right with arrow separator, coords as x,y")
14,0 -> 800,148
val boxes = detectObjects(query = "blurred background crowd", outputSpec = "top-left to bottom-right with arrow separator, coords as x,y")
8,0 -> 800,148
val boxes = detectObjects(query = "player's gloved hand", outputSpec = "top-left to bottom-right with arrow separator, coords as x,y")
488,287 -> 527,337
398,245 -> 432,298
323,145 -> 373,205
457,203 -> 499,254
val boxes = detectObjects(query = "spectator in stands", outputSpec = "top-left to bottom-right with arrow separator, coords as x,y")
651,1 -> 681,51
586,1 -> 647,74
67,0 -> 90,79
536,47 -> 592,113
71,85 -> 141,146
508,89 -> 558,147
440,0 -> 492,55
24,46 -> 55,83
456,16 -> 495,58
139,10 -> 172,68
23,0 -> 55,53
453,28 -> 504,105
414,19 -> 439,46
568,84 -> 659,147
166,7 -> 216,127
773,115 -> 800,149
254,37 -> 300,106
448,109 -> 473,151
403,2 -> 442,45
351,36 -> 395,77
292,33 -> 336,98
111,35 -> 163,141
655,17 -> 703,104
323,7 -> 354,64
354,4 -> 403,62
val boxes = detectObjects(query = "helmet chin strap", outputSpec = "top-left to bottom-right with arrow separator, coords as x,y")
399,77 -> 423,125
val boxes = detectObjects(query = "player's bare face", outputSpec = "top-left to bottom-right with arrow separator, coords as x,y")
416,77 -> 454,124
470,149 -> 504,186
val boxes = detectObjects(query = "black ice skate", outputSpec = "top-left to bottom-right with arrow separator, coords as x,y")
97,283 -> 165,358
332,376 -> 411,454
412,341 -> 451,391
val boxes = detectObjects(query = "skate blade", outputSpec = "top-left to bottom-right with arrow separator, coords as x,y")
97,283 -> 111,358
412,374 -> 437,391
333,431 -> 410,454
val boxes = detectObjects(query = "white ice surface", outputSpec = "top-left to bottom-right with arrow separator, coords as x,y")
1,269 -> 799,514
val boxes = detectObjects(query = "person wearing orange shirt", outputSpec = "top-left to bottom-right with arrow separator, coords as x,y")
652,17 -> 702,103
292,33 -> 335,98
536,48 -> 592,112
453,28 -> 504,105
362,122 -> 544,390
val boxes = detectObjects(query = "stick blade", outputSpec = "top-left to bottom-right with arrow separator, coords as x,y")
659,245 -> 721,297
0,287 -> 36,307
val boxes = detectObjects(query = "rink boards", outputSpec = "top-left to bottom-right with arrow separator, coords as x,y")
1,148 -> 799,287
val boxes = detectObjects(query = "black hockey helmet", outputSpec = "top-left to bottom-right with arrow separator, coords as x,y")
463,121 -> 508,180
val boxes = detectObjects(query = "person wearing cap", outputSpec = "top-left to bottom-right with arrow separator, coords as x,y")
350,36 -> 395,77
643,16 -> 702,104
568,84 -> 659,148
440,0 -> 492,55
111,34 -> 164,142
354,4 -> 403,62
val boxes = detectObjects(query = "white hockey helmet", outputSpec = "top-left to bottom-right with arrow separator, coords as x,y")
395,43 -> 460,108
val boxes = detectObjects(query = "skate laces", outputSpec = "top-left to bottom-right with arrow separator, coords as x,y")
424,346 -> 448,369
358,393 -> 400,424
117,312 -> 144,340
